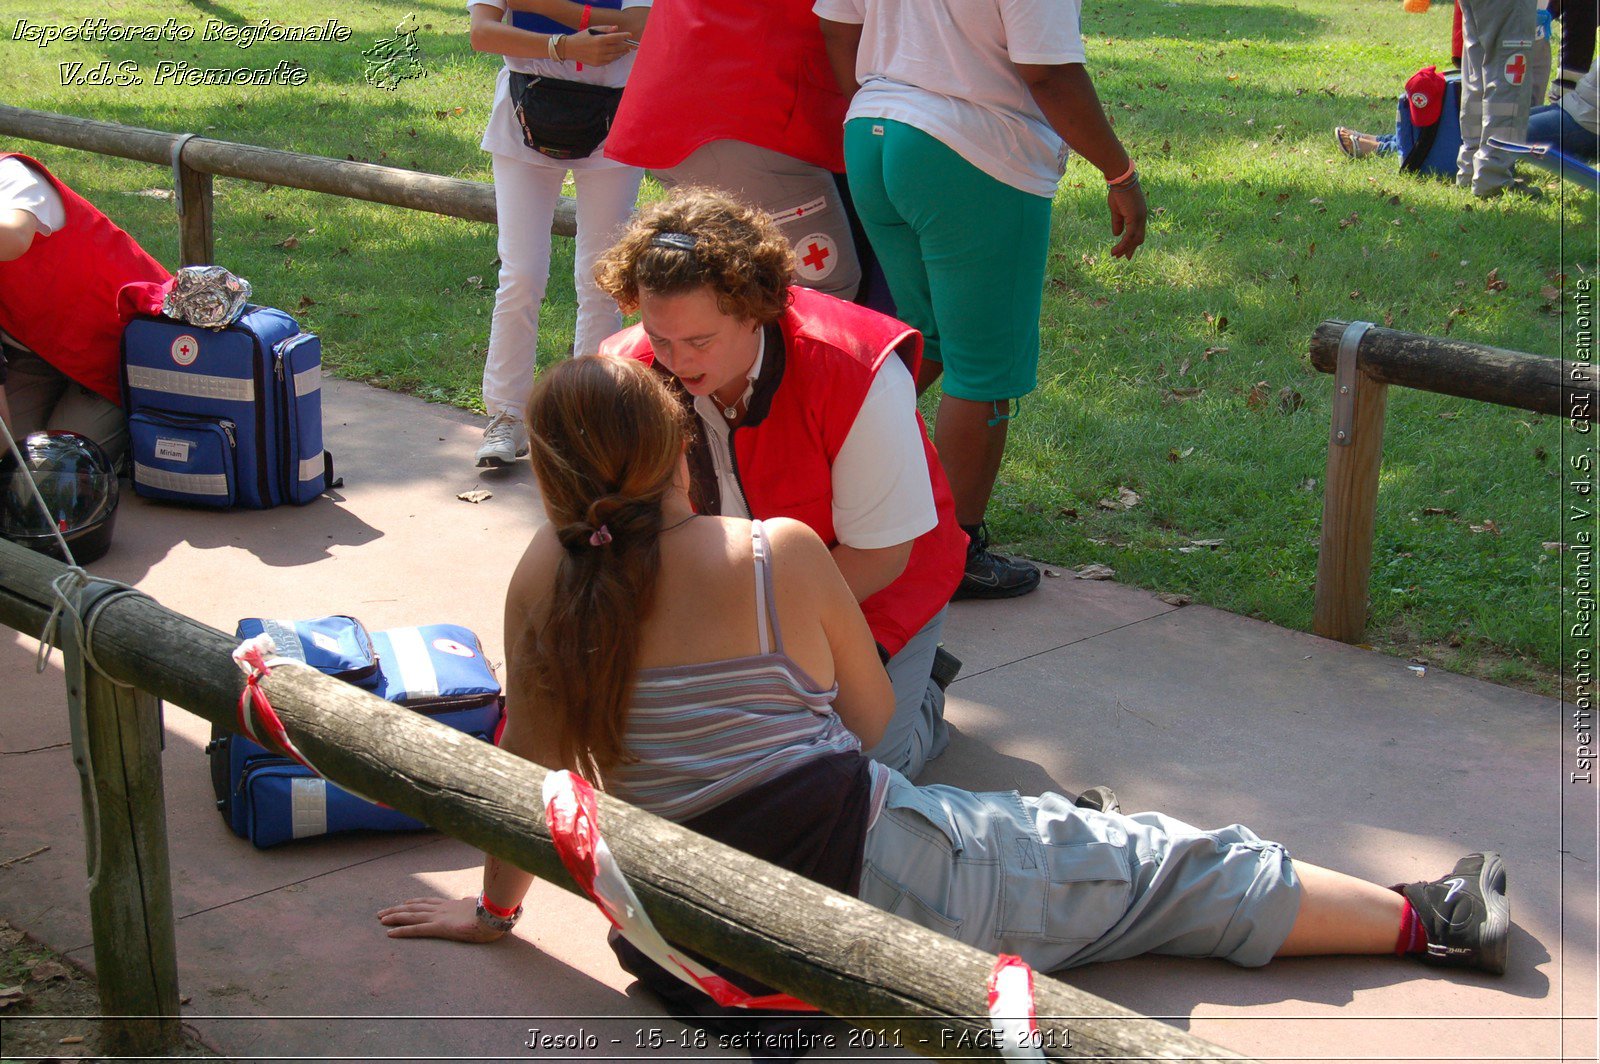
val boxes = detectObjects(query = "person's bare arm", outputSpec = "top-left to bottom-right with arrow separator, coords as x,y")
1015,62 -> 1146,259
505,0 -> 649,38
829,540 -> 912,603
0,209 -> 41,262
379,533 -> 562,941
818,17 -> 863,98
468,2 -> 633,65
770,519 -> 893,747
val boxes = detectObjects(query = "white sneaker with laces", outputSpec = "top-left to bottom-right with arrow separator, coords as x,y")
476,410 -> 529,468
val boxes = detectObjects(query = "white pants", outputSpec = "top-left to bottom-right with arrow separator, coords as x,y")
1457,0 -> 1540,194
482,151 -> 643,418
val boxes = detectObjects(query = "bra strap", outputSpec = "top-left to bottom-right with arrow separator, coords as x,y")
751,520 -> 783,655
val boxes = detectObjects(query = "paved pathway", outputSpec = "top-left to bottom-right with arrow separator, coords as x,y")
0,380 -> 1592,1063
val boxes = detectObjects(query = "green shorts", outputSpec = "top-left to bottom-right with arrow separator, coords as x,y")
844,118 -> 1053,403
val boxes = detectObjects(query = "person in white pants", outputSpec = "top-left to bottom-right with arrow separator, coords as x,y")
467,0 -> 650,468
1458,0 -> 1541,196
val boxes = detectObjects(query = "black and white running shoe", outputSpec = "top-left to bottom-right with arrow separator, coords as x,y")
1400,851 -> 1510,975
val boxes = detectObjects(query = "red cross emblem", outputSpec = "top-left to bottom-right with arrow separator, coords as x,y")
171,334 -> 200,366
802,242 -> 830,272
1506,52 -> 1526,84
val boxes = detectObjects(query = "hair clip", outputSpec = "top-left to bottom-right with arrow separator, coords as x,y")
649,232 -> 698,252
588,525 -> 613,547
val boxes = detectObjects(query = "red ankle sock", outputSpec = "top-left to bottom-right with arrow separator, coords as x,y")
1395,898 -> 1429,955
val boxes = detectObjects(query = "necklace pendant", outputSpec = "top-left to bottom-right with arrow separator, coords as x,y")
721,403 -> 739,421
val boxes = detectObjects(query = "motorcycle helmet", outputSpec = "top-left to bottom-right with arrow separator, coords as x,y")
1,431 -> 119,564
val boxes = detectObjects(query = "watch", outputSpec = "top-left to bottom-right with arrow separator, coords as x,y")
475,894 -> 523,934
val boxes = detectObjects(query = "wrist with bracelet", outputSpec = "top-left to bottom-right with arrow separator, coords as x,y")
547,32 -> 565,61
1106,161 -> 1140,191
476,891 -> 523,934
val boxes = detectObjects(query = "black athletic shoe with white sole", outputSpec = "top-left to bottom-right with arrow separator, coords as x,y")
952,522 -> 1041,600
1400,851 -> 1509,975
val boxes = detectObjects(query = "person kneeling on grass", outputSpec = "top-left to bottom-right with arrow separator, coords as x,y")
379,354 -> 1511,987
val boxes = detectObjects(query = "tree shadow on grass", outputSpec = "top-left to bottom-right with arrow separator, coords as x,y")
1083,0 -> 1326,43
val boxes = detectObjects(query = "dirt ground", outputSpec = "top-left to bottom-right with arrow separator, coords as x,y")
0,920 -> 224,1062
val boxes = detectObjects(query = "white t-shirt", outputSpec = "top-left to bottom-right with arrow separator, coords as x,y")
693,334 -> 937,550
813,0 -> 1084,197
0,157 -> 65,235
469,0 -> 651,166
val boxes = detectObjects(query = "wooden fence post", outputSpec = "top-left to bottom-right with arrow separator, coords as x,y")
76,663 -> 180,1055
1313,323 -> 1389,643
172,134 -> 214,267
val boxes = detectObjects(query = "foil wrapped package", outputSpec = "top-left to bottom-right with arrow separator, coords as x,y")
161,266 -> 252,329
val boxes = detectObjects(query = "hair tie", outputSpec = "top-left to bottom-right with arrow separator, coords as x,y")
649,232 -> 698,252
588,525 -> 613,547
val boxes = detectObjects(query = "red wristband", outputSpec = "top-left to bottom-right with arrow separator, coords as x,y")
574,4 -> 592,69
479,891 -> 518,919
1106,161 -> 1137,186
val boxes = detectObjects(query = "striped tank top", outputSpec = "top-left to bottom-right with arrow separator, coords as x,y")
606,521 -> 890,823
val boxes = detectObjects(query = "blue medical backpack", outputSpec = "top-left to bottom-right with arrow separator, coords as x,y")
209,618 -> 504,848
1396,71 -> 1463,177
122,307 -> 334,509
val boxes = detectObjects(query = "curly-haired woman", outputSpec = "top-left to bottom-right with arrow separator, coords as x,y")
592,187 -> 966,780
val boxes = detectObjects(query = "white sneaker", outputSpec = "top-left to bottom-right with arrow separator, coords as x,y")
475,410 -> 529,468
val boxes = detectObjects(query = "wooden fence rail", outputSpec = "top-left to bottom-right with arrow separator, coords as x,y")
0,105 -> 576,266
0,538 -> 1253,1063
1308,319 -> 1595,644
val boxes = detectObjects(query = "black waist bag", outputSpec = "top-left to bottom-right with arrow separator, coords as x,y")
509,72 -> 623,160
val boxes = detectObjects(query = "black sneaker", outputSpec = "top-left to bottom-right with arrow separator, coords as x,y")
953,523 -> 1041,600
1073,785 -> 1120,814
930,645 -> 962,690
1400,851 -> 1509,975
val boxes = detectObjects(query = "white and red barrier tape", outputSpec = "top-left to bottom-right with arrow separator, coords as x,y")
541,769 -> 815,1012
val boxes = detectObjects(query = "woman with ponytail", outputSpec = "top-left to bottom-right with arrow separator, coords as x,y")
380,354 -> 1511,989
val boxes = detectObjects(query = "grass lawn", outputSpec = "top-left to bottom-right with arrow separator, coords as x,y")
6,0 -> 1592,689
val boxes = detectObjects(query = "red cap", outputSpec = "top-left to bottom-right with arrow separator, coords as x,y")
1406,65 -> 1447,127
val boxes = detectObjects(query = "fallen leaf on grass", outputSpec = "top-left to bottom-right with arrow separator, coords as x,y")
1164,387 -> 1205,402
1277,386 -> 1304,413
1097,487 -> 1142,510
1338,211 -> 1360,229
1437,411 -> 1459,420
0,985 -> 25,1008
1469,519 -> 1501,535
1383,310 -> 1395,327
456,489 -> 493,504
1167,446 -> 1195,462
1421,507 -> 1457,517
1485,268 -> 1508,292
1188,538 -> 1225,548
1075,563 -> 1116,580
1203,311 -> 1230,332
1057,506 -> 1079,520
1202,346 -> 1228,360
295,295 -> 316,312
28,960 -> 69,982
274,235 -> 300,250
1541,284 -> 1562,300
1297,477 -> 1317,492
134,188 -> 174,200
1245,380 -> 1271,409
1156,592 -> 1192,606
1545,541 -> 1567,552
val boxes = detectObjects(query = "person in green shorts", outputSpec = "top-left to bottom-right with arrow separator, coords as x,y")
819,0 -> 1146,599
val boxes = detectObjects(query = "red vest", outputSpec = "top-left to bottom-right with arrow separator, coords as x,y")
604,0 -> 848,173
603,287 -> 965,656
0,153 -> 169,406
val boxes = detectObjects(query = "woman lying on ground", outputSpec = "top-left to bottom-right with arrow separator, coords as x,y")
378,353 -> 1509,979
